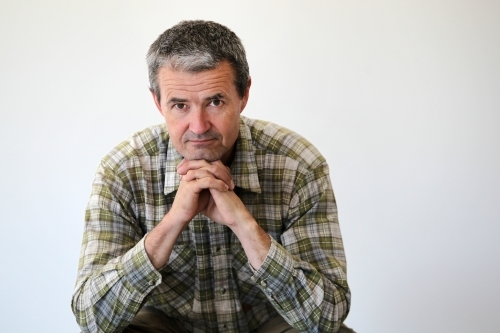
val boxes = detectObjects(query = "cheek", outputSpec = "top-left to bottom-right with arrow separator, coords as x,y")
164,118 -> 185,145
223,115 -> 240,143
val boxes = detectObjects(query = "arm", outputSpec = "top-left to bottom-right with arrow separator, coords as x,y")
72,160 -> 233,332
178,160 -> 350,332
71,163 -> 162,333
250,163 -> 350,332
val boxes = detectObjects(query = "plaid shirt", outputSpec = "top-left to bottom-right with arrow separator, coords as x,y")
72,116 -> 350,333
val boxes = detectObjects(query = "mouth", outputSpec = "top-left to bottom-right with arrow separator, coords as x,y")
188,138 -> 216,146
182,130 -> 222,147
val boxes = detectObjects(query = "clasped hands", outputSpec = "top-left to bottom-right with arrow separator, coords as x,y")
146,158 -> 269,270
171,159 -> 251,228
145,159 -> 262,269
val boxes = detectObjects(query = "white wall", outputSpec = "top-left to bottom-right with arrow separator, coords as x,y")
1,1 -> 499,332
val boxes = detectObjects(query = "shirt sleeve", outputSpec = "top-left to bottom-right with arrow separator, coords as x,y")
71,162 -> 162,333
249,162 -> 350,333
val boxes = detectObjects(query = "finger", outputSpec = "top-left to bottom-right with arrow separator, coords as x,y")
177,159 -> 210,174
209,161 -> 235,190
177,158 -> 188,170
183,175 -> 230,192
178,160 -> 234,190
181,168 -> 222,183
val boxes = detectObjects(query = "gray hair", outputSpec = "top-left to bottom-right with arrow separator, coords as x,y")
146,20 -> 250,100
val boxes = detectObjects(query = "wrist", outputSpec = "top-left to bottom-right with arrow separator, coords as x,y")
230,218 -> 271,270
144,212 -> 188,269
226,210 -> 256,234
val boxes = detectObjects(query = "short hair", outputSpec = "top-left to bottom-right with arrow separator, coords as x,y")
146,20 -> 250,100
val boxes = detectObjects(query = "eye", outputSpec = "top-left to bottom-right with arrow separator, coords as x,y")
174,103 -> 187,110
209,99 -> 223,107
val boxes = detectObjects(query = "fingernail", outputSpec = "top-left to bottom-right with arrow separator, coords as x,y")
231,180 -> 235,189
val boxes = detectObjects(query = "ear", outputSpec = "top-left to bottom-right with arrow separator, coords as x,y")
239,77 -> 252,113
150,88 -> 162,114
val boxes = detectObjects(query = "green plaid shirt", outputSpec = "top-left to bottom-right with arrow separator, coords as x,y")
72,116 -> 350,333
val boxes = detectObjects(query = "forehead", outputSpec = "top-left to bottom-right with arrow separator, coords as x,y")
157,62 -> 237,99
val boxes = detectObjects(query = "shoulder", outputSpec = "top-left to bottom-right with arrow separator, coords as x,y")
100,123 -> 169,172
241,116 -> 326,170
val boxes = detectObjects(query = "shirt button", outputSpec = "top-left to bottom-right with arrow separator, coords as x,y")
260,281 -> 267,287
149,279 -> 156,286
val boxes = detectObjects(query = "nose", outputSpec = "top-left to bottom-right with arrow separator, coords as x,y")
189,107 -> 211,135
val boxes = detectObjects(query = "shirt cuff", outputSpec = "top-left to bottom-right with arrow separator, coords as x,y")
121,235 -> 162,294
249,237 -> 295,299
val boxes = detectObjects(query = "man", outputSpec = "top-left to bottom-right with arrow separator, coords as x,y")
72,20 -> 352,333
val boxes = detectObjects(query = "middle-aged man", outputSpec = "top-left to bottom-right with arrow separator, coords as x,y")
72,20 -> 353,333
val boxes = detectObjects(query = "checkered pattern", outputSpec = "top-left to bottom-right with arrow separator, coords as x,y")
72,116 -> 350,333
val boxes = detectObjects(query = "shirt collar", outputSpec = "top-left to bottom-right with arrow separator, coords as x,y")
163,118 -> 262,196
163,138 -> 183,196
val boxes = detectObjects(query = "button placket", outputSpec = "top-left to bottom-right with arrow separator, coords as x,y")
209,221 -> 232,323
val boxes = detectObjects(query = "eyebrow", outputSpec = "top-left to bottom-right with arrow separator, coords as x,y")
205,93 -> 225,101
167,94 -> 226,105
167,97 -> 188,104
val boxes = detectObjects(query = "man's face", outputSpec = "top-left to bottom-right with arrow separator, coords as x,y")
153,61 -> 250,164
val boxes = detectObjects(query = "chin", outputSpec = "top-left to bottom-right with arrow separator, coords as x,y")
184,150 -> 224,162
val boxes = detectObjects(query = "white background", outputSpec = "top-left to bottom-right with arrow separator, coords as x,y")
1,1 -> 499,332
